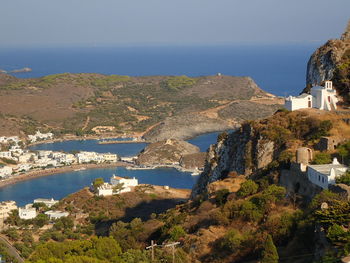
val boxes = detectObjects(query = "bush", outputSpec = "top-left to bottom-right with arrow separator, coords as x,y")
336,171 -> 350,186
312,152 -> 332,164
220,229 -> 244,251
261,234 -> 279,263
169,225 -> 186,241
215,189 -> 230,205
237,180 -> 259,198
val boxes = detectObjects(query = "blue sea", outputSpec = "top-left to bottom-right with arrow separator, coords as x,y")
0,44 -> 319,96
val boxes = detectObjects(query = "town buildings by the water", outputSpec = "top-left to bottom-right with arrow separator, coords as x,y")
0,132 -> 119,181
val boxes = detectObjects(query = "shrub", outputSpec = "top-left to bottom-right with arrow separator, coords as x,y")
312,152 -> 332,164
220,229 -> 244,251
215,189 -> 230,205
169,225 -> 186,241
261,235 -> 279,263
336,171 -> 350,186
237,180 -> 259,198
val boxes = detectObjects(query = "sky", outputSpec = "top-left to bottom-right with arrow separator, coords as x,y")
0,0 -> 349,47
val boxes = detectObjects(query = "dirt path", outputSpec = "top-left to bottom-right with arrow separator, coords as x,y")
0,234 -> 24,263
82,116 -> 90,131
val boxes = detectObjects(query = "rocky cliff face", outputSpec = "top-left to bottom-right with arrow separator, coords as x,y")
306,20 -> 350,89
191,123 -> 275,197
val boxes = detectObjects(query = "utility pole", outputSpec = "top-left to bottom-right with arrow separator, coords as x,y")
163,242 -> 180,263
146,240 -> 158,261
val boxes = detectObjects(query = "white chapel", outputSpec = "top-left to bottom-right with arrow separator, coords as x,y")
285,81 -> 339,111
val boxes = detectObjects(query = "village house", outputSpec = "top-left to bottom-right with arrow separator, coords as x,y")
96,183 -> 114,196
0,151 -> 12,159
0,166 -> 13,178
45,210 -> 69,220
102,153 -> 118,163
18,204 -> 37,220
16,164 -> 32,172
34,198 -> 58,208
76,151 -> 104,164
285,81 -> 338,111
110,174 -> 138,193
307,158 -> 348,189
18,152 -> 36,163
0,201 -> 17,220
28,131 -> 54,143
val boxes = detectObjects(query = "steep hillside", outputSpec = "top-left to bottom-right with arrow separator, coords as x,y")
0,74 -> 282,139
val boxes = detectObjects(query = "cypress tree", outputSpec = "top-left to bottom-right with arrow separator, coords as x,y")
261,234 -> 279,263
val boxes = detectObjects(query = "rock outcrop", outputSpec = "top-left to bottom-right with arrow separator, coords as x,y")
191,123 -> 276,198
306,20 -> 350,92
136,139 -> 200,166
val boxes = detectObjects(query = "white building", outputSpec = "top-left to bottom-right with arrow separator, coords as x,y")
18,153 -> 36,163
19,204 -> 37,220
76,151 -> 103,164
307,158 -> 348,189
16,164 -> 32,172
96,183 -> 113,196
0,166 -> 13,178
0,201 -> 17,220
34,198 -> 58,208
110,175 -> 138,193
28,131 -> 54,143
45,210 -> 69,220
102,153 -> 118,163
285,81 -> 339,111
0,152 -> 12,159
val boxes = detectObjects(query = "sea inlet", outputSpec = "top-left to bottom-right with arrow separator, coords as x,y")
0,132 -> 221,206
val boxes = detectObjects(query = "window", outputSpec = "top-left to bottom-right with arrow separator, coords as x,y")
318,175 -> 320,181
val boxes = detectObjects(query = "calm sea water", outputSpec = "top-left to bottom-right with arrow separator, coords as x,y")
0,167 -> 197,207
2,132 -> 220,206
0,45 -> 319,96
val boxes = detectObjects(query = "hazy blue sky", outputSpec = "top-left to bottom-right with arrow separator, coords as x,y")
1,0 -> 349,47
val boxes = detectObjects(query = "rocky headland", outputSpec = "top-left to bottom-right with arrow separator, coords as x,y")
135,138 -> 205,169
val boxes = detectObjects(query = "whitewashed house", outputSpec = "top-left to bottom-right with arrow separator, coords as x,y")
110,175 -> 138,193
34,198 -> 58,208
19,204 -> 37,219
28,131 -> 54,143
0,152 -> 12,159
285,81 -> 339,111
307,158 -> 348,189
0,201 -> 17,220
16,164 -> 32,172
45,210 -> 69,220
0,166 -> 13,178
102,153 -> 118,163
18,153 -> 36,163
96,183 -> 113,196
76,151 -> 103,164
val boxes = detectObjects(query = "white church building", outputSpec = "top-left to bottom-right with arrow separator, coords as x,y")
285,81 -> 339,111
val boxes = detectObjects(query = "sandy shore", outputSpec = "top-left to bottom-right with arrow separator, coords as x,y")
0,162 -> 131,189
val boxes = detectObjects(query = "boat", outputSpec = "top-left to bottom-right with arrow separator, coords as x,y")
74,167 -> 86,171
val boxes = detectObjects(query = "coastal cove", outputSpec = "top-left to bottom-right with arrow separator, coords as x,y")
0,132 -> 221,206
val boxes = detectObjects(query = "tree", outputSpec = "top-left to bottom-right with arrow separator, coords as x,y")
237,180 -> 259,197
261,235 -> 279,263
336,171 -> 350,186
93,178 -> 104,190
